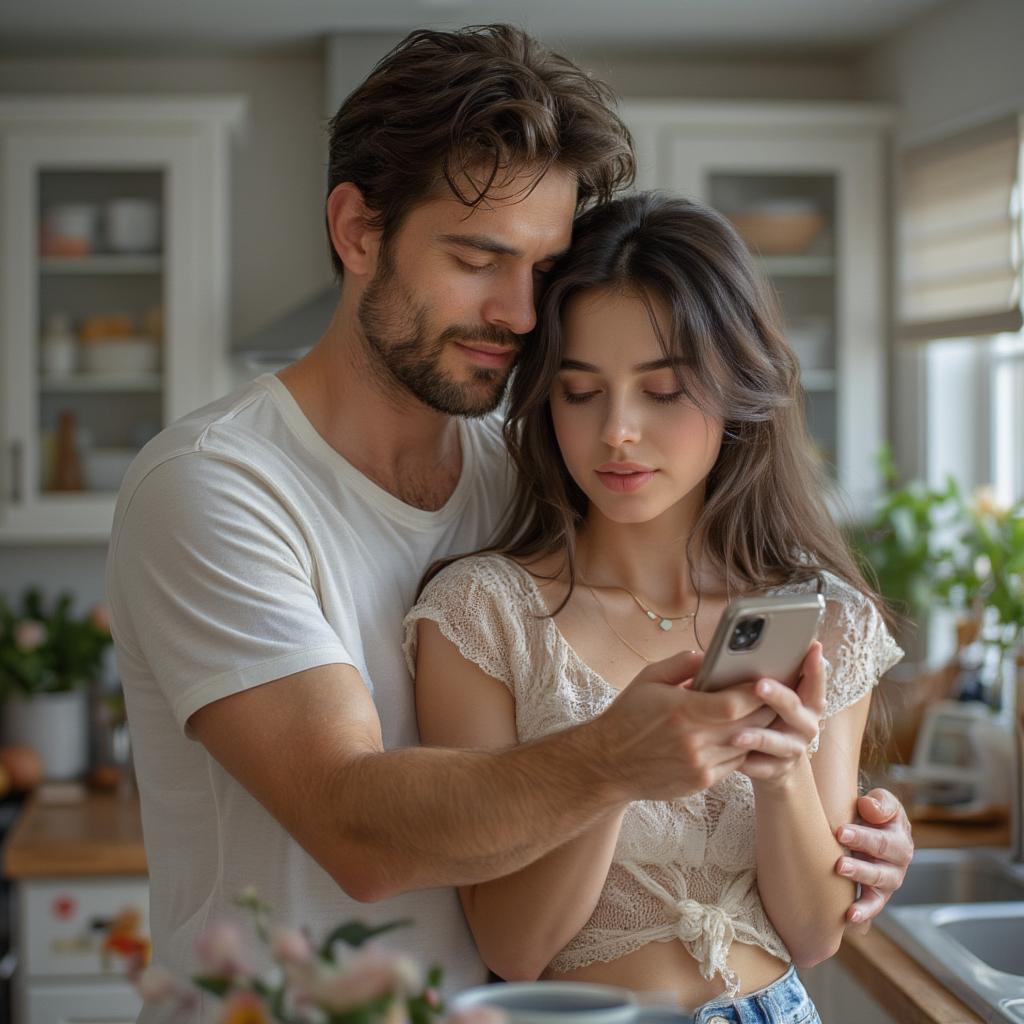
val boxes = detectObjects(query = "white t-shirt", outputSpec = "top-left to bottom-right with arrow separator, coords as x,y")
105,373 -> 513,1021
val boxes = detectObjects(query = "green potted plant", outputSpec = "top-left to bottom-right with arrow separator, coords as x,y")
853,448 -> 1024,696
0,588 -> 112,780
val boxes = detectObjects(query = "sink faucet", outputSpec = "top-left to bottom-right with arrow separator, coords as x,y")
1013,652 -> 1024,863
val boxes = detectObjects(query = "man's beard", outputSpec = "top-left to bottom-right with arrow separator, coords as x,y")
357,251 -> 520,418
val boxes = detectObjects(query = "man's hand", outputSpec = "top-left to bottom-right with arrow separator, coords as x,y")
597,650 -> 775,802
834,787 -> 914,929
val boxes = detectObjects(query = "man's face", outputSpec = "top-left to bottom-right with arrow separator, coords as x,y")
357,166 -> 577,417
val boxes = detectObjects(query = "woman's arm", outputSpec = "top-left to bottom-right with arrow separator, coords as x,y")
414,621 -> 765,981
733,644 -> 869,967
414,619 -> 630,981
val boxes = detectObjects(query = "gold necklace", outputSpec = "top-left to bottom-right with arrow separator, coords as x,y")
582,578 -> 705,659
584,584 -> 653,663
620,585 -> 697,633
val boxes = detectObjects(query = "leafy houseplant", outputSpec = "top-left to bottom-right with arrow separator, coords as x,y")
0,589 -> 113,781
0,588 -> 111,698
852,448 -> 1024,690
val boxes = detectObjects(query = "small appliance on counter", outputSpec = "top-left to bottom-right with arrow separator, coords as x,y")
889,699 -> 1012,821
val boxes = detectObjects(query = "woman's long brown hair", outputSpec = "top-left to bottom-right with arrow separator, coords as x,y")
485,192 -> 876,611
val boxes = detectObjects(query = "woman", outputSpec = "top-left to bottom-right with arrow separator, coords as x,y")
403,193 -> 902,1023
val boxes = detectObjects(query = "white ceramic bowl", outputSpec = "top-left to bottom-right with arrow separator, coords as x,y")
80,337 -> 159,375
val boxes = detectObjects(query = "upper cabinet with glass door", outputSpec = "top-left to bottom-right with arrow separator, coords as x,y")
0,97 -> 245,542
620,101 -> 892,519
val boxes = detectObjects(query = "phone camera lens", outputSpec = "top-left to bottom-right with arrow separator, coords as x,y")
728,616 -> 765,652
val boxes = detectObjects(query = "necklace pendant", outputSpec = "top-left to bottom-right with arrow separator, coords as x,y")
659,618 -> 673,631
646,610 -> 658,621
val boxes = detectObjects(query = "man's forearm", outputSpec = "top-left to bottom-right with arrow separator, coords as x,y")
315,722 -> 627,901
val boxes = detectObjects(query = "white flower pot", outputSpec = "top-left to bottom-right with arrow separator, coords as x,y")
3,689 -> 89,780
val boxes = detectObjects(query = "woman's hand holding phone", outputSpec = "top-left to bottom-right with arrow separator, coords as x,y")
728,641 -> 826,788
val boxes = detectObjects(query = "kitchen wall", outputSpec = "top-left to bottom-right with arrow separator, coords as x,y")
860,0 -> 1024,143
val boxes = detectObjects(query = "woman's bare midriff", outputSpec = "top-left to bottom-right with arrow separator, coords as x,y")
541,938 -> 789,1011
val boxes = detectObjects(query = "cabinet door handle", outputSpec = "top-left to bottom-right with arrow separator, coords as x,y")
9,439 -> 23,504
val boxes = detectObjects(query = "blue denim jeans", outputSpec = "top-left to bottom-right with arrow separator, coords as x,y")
640,967 -> 822,1024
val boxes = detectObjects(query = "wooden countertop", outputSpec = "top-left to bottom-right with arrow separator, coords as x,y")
837,818 -> 1011,1024
2,787 -> 147,879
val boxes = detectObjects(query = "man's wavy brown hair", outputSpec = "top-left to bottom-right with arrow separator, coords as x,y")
325,24 -> 635,278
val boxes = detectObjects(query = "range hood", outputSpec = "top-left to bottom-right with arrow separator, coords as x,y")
232,32 -> 403,367
233,286 -> 340,368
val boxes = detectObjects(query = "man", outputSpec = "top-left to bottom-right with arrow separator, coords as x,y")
106,24 -> 912,1017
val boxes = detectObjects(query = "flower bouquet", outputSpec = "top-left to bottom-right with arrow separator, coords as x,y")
134,890 -> 503,1024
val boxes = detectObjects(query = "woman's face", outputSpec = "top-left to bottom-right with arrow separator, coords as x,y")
550,286 -> 724,527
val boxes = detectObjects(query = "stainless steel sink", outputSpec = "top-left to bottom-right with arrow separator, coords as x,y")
878,848 -> 1024,1023
888,848 -> 1024,907
936,908 -> 1024,975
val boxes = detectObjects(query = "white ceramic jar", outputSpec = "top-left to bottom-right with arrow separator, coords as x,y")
40,312 -> 78,377
104,198 -> 161,253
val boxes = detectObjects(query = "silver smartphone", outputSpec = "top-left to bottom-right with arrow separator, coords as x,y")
692,592 -> 825,693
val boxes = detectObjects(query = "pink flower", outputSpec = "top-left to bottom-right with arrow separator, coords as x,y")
445,1007 -> 508,1024
195,922 -> 250,978
134,964 -> 177,1003
310,946 -> 420,1012
270,926 -> 313,966
13,620 -> 45,652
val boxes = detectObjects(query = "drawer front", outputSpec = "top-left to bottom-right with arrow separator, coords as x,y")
25,980 -> 143,1024
21,878 -> 149,978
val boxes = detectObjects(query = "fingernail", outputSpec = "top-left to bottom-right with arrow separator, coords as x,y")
839,861 -> 854,877
757,680 -> 772,697
838,827 -> 854,844
849,910 -> 862,924
867,797 -> 882,814
734,732 -> 752,746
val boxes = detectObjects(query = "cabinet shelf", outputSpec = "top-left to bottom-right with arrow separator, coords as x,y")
40,254 -> 162,275
39,373 -> 163,394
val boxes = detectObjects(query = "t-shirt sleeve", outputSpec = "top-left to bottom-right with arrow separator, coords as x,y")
402,557 -> 520,693
107,452 -> 353,734
819,580 -> 904,721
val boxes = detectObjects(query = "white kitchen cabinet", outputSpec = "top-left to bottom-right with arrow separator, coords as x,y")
620,101 -> 893,519
14,876 -> 149,1024
0,96 -> 245,542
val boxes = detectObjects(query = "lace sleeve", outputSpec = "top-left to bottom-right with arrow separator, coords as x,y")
402,555 -> 526,693
819,577 -> 904,720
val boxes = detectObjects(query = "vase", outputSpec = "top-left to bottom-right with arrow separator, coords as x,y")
2,689 -> 89,780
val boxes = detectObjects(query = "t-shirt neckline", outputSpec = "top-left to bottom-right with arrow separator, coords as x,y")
257,372 -> 477,529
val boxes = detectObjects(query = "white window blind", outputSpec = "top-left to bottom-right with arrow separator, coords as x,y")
900,114 -> 1022,342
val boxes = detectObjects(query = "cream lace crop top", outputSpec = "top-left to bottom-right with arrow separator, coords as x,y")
402,554 -> 903,995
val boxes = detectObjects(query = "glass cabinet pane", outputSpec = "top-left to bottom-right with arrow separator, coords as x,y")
707,172 -> 839,479
36,170 -> 164,495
